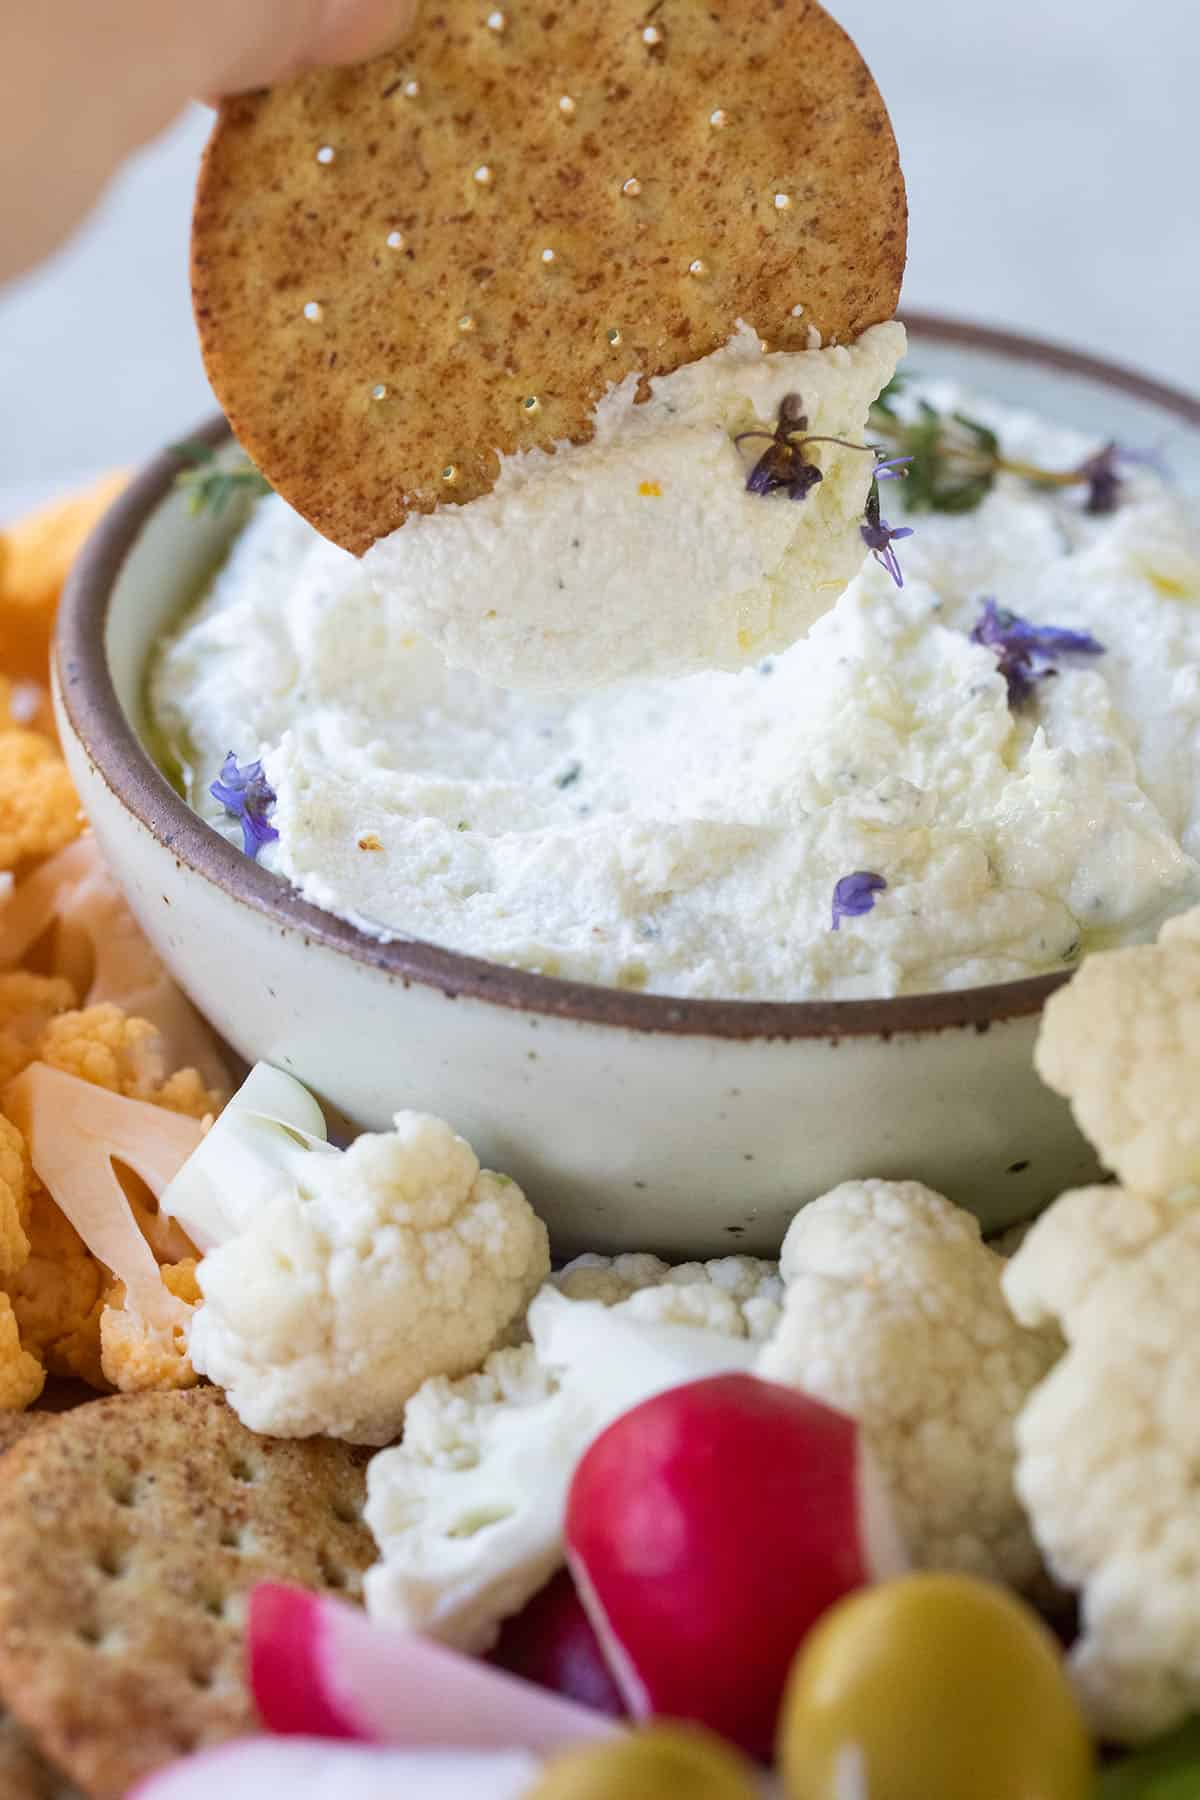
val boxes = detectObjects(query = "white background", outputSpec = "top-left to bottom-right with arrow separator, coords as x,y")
0,0 -> 1194,512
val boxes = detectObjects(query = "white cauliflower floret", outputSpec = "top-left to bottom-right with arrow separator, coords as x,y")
553,1251 -> 783,1341
757,1179 -> 1060,1591
364,1285 -> 758,1652
1004,1183 -> 1166,1336
551,1252 -> 669,1307
1005,1180 -> 1200,1742
1035,907 -> 1200,1198
367,1340 -> 568,1651
1003,909 -> 1200,1741
401,1344 -> 559,1472
188,1100 -> 549,1446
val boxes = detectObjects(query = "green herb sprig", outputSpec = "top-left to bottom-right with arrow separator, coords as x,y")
872,399 -> 1001,514
867,376 -> 1162,518
171,442 -> 272,516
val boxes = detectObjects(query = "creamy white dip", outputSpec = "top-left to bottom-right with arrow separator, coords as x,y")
152,384 -> 1200,1001
362,323 -> 904,690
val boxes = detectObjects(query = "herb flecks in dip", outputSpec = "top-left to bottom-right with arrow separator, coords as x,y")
152,382 -> 1200,1001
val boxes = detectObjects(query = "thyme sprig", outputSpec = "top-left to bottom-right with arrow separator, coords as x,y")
171,442 -> 272,516
867,381 -> 1163,518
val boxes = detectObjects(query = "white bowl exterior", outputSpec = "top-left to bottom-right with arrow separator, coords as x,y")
64,317 -> 1195,1257
56,720 -> 1102,1257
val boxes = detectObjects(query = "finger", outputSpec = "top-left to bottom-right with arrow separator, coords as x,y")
0,0 -> 418,286
301,0 -> 420,70
206,0 -> 418,95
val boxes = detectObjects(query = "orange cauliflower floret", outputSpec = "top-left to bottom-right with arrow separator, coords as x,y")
3,1063 -> 204,1396
0,836 -> 231,1099
100,1258 -> 200,1394
0,983 -> 221,1394
7,1184 -> 107,1387
0,1115 -> 41,1408
0,730 -> 81,871
0,1113 -> 30,1275
36,1005 -> 223,1121
0,1294 -> 44,1410
0,970 -> 75,1087
0,473 -> 126,678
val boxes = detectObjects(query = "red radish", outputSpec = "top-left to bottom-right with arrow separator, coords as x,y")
565,1372 -> 905,1760
248,1583 -> 617,1752
248,1585 -> 360,1741
490,1570 -> 627,1718
126,1738 -> 541,1798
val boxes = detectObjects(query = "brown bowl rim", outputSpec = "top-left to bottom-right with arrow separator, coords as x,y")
55,310 -> 1200,1041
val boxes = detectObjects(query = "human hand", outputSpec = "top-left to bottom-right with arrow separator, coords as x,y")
0,0 -> 417,283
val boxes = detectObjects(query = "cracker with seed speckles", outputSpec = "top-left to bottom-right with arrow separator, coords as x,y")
192,0 -> 905,553
0,1695 -> 82,1800
0,1410 -> 54,1458
0,1388 -> 375,1799
0,1413 -> 82,1800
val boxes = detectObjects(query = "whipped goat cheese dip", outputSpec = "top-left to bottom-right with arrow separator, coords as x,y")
151,385 -> 1200,1002
361,323 -> 904,690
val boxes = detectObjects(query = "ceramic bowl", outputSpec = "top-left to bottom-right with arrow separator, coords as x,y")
54,315 -> 1200,1258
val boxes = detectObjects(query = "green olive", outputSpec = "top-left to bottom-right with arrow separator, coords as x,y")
524,1723 -> 761,1800
777,1573 -> 1094,1800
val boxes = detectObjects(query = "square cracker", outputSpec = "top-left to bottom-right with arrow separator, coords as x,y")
0,1388 -> 378,1799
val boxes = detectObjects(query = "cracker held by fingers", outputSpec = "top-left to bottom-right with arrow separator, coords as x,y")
192,0 -> 906,555
0,1389 -> 376,1799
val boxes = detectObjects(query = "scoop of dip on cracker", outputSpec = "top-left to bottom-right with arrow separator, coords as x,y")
192,0 -> 906,684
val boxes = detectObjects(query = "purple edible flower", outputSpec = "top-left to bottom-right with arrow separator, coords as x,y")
745,452 -> 824,502
737,395 -> 826,502
737,393 -> 884,504
1074,442 -> 1170,515
872,454 -> 914,483
210,752 -> 279,859
970,599 -> 1105,706
861,479 -> 914,588
831,870 -> 887,931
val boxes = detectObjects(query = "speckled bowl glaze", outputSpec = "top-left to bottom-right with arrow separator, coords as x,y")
54,316 -> 1200,1257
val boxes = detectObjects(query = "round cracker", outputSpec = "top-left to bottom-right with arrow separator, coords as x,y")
0,1389 -> 376,1799
192,0 -> 906,552
0,1413 -> 84,1799
0,1411 -> 53,1458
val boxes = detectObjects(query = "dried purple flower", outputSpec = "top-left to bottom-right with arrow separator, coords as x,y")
969,598 -> 1105,705
210,752 -> 279,859
737,395 -> 825,502
1074,442 -> 1171,515
745,452 -> 823,502
831,870 -> 887,931
1076,443 -> 1124,515
861,479 -> 914,588
736,394 -> 875,503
